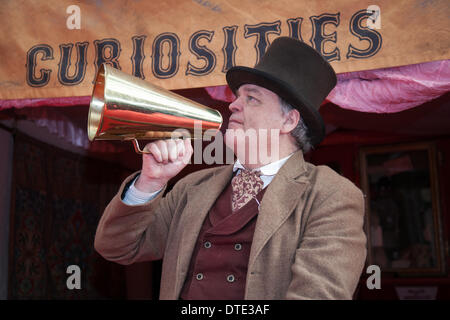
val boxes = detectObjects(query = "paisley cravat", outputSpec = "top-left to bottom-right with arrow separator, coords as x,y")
231,169 -> 264,211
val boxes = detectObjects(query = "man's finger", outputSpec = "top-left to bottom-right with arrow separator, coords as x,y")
157,140 -> 169,163
182,139 -> 193,164
176,139 -> 185,158
167,139 -> 178,162
147,143 -> 163,162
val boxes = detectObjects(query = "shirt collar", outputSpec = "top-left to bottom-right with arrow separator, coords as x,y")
233,153 -> 295,176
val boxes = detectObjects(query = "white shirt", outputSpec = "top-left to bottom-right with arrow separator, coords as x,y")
122,153 -> 294,205
232,154 -> 293,189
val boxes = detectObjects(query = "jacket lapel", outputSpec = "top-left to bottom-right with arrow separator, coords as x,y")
173,150 -> 309,294
248,150 -> 310,269
175,164 -> 234,293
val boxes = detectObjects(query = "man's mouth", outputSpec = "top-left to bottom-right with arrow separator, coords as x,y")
228,117 -> 243,126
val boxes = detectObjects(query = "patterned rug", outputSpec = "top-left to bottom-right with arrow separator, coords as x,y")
8,133 -> 131,299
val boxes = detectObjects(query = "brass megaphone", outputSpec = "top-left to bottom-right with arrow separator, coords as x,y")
88,64 -> 223,154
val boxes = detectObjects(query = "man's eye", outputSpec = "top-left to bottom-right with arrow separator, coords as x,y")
247,96 -> 257,102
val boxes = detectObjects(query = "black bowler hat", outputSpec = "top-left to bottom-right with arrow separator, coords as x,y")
226,36 -> 337,147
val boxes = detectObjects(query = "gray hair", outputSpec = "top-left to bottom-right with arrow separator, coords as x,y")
279,98 -> 313,153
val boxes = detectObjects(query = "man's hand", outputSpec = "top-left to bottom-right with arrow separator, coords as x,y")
134,138 -> 193,193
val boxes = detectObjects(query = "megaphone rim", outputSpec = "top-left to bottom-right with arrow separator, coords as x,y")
87,64 -> 107,141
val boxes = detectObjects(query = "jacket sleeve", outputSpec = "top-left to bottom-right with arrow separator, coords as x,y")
285,181 -> 367,300
94,172 -> 184,265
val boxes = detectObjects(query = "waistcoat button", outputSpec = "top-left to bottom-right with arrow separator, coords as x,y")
196,273 -> 204,280
234,243 -> 242,251
227,274 -> 235,283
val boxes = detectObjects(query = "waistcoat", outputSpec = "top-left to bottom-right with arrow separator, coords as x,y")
179,179 -> 267,299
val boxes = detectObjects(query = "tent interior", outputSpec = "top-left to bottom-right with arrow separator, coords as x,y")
1,82 -> 449,300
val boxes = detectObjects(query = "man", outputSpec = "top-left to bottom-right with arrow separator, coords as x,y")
94,37 -> 367,299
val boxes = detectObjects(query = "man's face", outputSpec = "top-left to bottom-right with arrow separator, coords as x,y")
224,84 -> 287,163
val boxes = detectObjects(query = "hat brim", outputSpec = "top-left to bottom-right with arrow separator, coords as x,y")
226,66 -> 325,147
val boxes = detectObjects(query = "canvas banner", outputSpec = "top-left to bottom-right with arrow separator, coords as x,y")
0,0 -> 449,100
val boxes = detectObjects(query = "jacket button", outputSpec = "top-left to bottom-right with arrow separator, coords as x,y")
226,274 -> 235,283
234,243 -> 242,251
204,241 -> 212,249
196,273 -> 204,280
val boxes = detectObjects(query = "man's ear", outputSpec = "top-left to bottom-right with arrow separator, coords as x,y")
281,109 -> 300,134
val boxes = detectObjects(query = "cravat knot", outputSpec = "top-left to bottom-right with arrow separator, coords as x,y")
231,169 -> 263,211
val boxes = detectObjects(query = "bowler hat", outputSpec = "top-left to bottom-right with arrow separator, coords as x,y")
226,37 -> 337,147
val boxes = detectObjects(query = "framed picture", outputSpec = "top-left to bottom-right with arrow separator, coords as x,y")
359,142 -> 445,275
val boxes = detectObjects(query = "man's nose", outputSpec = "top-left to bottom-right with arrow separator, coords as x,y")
228,96 -> 242,113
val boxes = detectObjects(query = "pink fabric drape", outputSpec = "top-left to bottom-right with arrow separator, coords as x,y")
0,96 -> 90,110
206,59 -> 450,114
328,59 -> 450,113
1,60 -> 448,152
1,60 -> 447,113
12,106 -> 125,153
0,97 -> 123,153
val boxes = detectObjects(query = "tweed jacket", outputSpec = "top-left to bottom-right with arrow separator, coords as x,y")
94,150 -> 367,299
